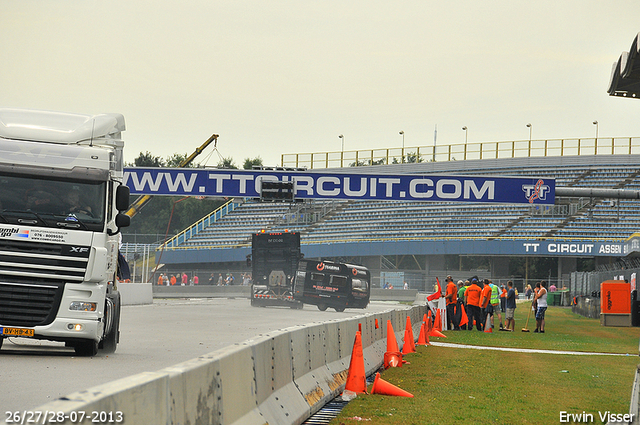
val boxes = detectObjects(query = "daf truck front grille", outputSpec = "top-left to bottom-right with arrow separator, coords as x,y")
0,239 -> 89,327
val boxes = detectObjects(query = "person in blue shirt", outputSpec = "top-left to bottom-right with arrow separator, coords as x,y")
505,280 -> 517,331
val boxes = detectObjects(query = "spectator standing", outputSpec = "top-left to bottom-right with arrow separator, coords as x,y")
217,273 -> 224,286
549,283 -> 557,292
489,280 -> 503,330
163,274 -> 169,286
534,281 -> 548,333
505,281 -> 517,331
445,276 -> 459,330
500,284 -> 507,317
455,280 -> 467,330
181,272 -> 188,286
464,277 -> 483,331
403,281 -> 409,290
208,273 -> 216,285
170,275 -> 177,286
479,279 -> 492,330
193,275 -> 199,285
525,284 -> 533,300
157,274 -> 164,286
532,282 -> 541,313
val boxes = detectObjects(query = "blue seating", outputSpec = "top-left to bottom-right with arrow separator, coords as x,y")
169,162 -> 640,248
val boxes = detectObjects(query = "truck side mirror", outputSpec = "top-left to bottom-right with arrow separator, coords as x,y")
115,213 -> 130,228
116,185 -> 130,212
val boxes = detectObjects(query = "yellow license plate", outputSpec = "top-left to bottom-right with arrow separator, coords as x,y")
1,327 -> 35,337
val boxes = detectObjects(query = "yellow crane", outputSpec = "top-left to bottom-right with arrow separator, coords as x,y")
124,133 -> 219,218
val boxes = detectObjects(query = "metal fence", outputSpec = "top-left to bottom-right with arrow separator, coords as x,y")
281,137 -> 640,169
571,268 -> 638,297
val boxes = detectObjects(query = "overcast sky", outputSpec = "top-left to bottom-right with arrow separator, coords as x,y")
2,1 -> 640,168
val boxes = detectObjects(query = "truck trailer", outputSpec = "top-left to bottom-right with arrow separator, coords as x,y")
293,259 -> 371,312
250,230 -> 303,308
0,108 -> 131,356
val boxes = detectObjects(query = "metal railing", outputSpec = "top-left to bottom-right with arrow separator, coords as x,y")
159,199 -> 239,249
280,137 -> 640,169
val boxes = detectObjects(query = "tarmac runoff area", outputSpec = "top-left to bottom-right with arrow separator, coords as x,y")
430,341 -> 633,356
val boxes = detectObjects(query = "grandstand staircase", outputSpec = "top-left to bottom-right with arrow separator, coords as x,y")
542,200 -> 597,238
489,169 -> 617,239
567,168 -> 594,186
541,169 -> 640,238
488,215 -> 529,239
614,169 -> 640,190
302,200 -> 353,232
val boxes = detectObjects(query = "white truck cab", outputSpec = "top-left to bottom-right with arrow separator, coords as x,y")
0,108 -> 130,356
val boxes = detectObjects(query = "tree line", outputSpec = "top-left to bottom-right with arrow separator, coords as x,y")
123,152 -> 263,241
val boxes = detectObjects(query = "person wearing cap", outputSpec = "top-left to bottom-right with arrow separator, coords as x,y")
444,276 -> 459,330
464,277 -> 483,331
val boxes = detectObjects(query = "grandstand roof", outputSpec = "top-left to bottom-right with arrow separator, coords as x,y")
608,32 -> 640,99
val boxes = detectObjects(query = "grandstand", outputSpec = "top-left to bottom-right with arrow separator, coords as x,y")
152,151 -> 640,291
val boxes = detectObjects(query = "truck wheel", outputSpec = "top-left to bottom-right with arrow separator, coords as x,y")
334,306 -> 346,312
317,304 -> 328,311
74,339 -> 99,357
101,294 -> 121,354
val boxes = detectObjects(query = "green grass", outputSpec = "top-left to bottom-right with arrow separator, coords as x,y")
332,307 -> 640,425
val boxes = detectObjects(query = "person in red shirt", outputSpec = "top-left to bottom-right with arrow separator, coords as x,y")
464,277 -> 483,331
444,276 -> 460,330
479,279 -> 493,330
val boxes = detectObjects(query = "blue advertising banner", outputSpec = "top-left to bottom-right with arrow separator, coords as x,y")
123,168 -> 555,205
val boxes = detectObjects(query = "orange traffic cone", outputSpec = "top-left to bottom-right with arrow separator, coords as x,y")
344,331 -> 367,393
402,328 -> 416,354
383,350 -> 403,368
386,320 -> 399,353
484,314 -> 492,333
417,321 -> 431,346
434,309 -> 443,332
371,372 -> 414,398
403,316 -> 416,353
429,328 -> 447,338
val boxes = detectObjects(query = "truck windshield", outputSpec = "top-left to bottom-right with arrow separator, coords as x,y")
0,172 -> 105,231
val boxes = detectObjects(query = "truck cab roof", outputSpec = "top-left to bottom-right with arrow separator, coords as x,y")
0,108 -> 125,144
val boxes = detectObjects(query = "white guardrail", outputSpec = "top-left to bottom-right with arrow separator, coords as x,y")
5,305 -> 427,425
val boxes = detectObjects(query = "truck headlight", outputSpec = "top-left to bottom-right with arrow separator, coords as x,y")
69,301 -> 97,311
67,323 -> 84,331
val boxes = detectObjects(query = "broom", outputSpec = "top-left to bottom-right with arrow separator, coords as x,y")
521,303 -> 533,332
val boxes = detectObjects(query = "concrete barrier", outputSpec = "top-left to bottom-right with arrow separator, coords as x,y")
152,285 -> 251,299
151,286 -> 421,303
118,282 -> 153,305
14,305 -> 427,425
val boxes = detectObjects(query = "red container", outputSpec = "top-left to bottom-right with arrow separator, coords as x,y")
600,280 -> 631,314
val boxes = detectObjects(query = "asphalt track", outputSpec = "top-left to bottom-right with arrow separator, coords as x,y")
0,298 -> 407,416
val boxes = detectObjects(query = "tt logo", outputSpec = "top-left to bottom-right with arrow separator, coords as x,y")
522,179 -> 550,203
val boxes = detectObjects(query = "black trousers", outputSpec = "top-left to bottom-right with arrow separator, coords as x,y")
467,305 -> 483,331
446,303 -> 459,330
